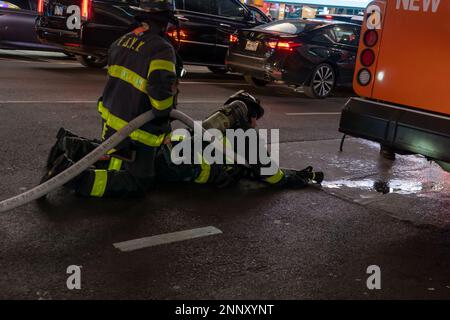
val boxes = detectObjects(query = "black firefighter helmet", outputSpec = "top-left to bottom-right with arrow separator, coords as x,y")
132,0 -> 177,24
225,90 -> 265,120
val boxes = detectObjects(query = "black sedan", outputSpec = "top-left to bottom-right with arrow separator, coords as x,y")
226,19 -> 361,98
0,0 -> 58,51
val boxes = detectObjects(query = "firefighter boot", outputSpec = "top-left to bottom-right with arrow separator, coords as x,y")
46,128 -> 78,169
63,136 -> 100,162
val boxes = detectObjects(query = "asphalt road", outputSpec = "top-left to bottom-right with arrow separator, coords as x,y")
0,50 -> 449,300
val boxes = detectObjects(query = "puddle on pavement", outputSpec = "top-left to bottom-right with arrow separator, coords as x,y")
322,162 -> 450,202
321,140 -> 450,197
323,178 -> 447,196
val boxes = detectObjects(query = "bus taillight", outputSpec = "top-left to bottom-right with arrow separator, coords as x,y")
357,69 -> 372,86
361,49 -> 376,67
363,30 -> 378,47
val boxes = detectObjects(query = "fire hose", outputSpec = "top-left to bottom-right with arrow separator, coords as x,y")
0,108 -> 249,213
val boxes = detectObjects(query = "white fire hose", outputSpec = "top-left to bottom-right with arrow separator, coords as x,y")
0,109 -> 248,213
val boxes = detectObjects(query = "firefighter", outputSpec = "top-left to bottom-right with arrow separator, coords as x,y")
42,0 -> 179,197
154,91 -> 324,189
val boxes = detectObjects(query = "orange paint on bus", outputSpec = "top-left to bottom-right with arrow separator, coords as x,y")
354,0 -> 449,115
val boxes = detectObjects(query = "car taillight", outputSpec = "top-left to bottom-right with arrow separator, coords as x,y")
229,34 -> 238,43
357,69 -> 371,86
360,49 -> 375,67
38,0 -> 44,15
267,41 -> 301,51
64,43 -> 81,47
167,29 -> 187,41
81,0 -> 92,20
363,30 -> 378,47
267,41 -> 277,49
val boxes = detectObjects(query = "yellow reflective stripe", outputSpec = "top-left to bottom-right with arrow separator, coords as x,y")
98,101 -> 106,116
108,65 -> 147,94
170,134 -> 185,142
108,63 -> 175,111
148,59 -> 176,77
99,103 -> 109,120
265,169 -> 285,184
105,110 -> 128,130
195,153 -> 211,184
91,170 -> 108,197
108,157 -> 123,171
98,101 -> 166,147
149,95 -> 174,111
101,122 -> 108,140
129,129 -> 166,147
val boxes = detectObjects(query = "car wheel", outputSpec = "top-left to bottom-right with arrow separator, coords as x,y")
304,63 -> 335,99
208,66 -> 228,74
76,55 -> 107,68
244,75 -> 269,87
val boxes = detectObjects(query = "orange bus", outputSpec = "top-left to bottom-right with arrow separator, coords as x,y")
339,0 -> 450,171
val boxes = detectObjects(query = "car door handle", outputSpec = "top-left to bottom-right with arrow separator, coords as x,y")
175,15 -> 189,22
219,23 -> 231,28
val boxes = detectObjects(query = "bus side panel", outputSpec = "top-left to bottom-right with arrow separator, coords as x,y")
372,0 -> 450,114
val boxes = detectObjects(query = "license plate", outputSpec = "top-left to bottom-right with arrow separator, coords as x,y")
245,40 -> 259,51
54,5 -> 64,16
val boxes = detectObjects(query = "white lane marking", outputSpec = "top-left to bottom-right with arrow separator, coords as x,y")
0,100 -> 224,104
113,226 -> 223,252
0,49 -> 66,57
180,100 -> 225,104
180,81 -> 248,86
0,58 -> 79,65
285,112 -> 341,116
0,101 -> 97,104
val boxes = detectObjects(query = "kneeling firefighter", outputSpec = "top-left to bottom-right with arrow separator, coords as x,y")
154,91 -> 324,189
42,0 -> 180,197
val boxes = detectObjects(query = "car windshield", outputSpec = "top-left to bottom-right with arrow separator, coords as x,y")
255,20 -> 317,34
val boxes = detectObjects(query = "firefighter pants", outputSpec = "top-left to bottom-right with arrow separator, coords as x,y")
55,135 -> 158,197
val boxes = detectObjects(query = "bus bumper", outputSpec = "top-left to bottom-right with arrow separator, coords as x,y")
339,97 -> 450,164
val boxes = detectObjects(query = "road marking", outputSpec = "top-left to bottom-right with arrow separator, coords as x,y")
0,100 -> 224,104
0,58 -> 79,65
113,226 -> 223,252
180,81 -> 248,86
285,112 -> 341,116
0,101 -> 97,104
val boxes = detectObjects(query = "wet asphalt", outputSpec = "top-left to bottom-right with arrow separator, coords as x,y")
0,50 -> 449,300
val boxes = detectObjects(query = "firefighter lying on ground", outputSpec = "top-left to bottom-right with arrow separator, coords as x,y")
42,91 -> 324,197
153,91 -> 324,189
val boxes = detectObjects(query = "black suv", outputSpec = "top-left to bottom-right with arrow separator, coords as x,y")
36,0 -> 269,70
